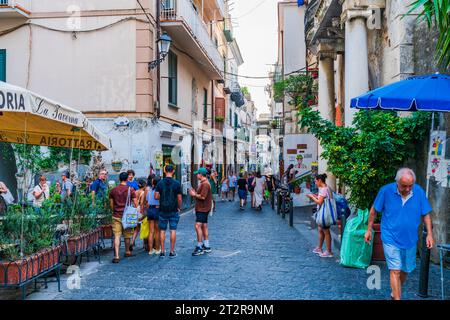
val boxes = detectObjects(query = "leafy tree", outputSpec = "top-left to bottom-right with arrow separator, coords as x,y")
298,107 -> 430,209
273,73 -> 317,107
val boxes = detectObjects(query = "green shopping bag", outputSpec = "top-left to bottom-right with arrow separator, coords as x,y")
340,208 -> 374,269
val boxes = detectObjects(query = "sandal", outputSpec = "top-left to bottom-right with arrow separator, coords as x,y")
112,257 -> 120,263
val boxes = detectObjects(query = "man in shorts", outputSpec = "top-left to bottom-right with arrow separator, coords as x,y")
189,167 -> 213,256
109,172 -> 138,263
365,168 -> 435,300
155,165 -> 182,258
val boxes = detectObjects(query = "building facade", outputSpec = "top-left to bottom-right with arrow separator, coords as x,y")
305,0 -> 449,262
0,0 -> 244,209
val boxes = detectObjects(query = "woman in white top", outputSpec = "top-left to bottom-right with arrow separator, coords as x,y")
32,176 -> 50,208
0,181 -> 14,214
252,171 -> 266,211
306,173 -> 333,258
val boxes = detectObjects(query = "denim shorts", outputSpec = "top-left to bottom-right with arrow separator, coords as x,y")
383,242 -> 417,273
158,213 -> 180,231
147,207 -> 160,221
238,189 -> 247,200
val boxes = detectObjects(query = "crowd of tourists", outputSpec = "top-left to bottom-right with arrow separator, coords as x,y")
1,164 -> 436,300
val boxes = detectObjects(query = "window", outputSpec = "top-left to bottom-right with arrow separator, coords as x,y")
0,50 -> 5,82
203,88 -> 208,120
168,51 -> 177,106
229,107 -> 232,126
234,113 -> 238,128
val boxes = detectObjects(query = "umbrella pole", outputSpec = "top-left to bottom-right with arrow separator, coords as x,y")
419,112 -> 435,298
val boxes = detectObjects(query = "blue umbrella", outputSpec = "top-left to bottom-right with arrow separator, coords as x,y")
350,73 -> 450,112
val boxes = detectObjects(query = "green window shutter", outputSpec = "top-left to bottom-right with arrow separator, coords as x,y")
0,50 -> 6,82
203,88 -> 208,119
168,51 -> 177,106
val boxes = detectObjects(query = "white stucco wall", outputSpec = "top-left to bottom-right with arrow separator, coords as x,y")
0,17 -> 137,112
282,4 -> 306,75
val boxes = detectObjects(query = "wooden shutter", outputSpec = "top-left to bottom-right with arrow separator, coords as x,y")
0,50 -> 6,82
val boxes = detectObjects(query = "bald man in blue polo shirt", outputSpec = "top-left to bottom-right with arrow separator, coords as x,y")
365,168 -> 435,300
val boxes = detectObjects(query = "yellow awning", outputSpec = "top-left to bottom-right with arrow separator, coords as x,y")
0,81 -> 111,151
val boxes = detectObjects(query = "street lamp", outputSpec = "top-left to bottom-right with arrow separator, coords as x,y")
148,32 -> 172,71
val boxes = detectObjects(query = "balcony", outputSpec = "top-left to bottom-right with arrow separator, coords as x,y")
0,0 -> 30,18
160,0 -> 224,80
306,0 -> 343,48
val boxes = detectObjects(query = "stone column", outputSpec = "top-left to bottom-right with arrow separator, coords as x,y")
317,47 -> 337,189
342,10 -> 371,127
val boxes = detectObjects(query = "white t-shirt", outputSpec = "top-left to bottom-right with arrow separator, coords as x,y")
33,183 -> 50,208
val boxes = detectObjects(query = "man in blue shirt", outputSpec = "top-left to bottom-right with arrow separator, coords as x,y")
126,169 -> 139,190
365,168 -> 435,300
90,170 -> 108,203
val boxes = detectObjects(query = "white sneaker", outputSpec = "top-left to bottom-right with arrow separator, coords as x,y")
154,249 -> 161,255
149,249 -> 156,255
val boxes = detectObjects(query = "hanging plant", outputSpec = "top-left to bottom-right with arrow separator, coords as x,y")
214,116 -> 225,123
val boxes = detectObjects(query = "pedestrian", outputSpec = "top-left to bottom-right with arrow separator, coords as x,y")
228,171 -> 237,202
208,170 -> 218,212
237,172 -> 248,210
32,176 -> 50,209
60,172 -> 74,201
154,165 -> 182,258
306,173 -> 334,258
247,172 -> 255,208
252,171 -> 266,211
145,177 -> 161,255
0,181 -> 14,215
189,167 -> 213,256
127,169 -> 139,191
364,168 -> 434,300
220,175 -> 229,201
109,172 -> 138,263
83,177 -> 92,197
130,179 -> 147,252
90,169 -> 108,203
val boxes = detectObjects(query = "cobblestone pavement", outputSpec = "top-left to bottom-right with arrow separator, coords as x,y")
17,200 -> 450,300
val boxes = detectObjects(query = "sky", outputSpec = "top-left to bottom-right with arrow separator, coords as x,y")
231,0 -> 279,119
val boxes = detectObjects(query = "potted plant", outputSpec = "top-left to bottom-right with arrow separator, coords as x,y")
111,160 -> 122,172
0,206 -> 61,286
214,116 -> 225,123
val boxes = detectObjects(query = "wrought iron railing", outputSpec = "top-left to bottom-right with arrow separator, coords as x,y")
160,0 -> 224,74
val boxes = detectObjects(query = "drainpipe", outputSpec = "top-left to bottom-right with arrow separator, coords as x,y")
156,0 -> 161,118
211,79 -> 215,170
280,29 -> 285,177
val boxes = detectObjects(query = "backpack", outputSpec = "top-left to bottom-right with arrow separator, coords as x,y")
333,192 -> 351,219
159,178 -> 176,213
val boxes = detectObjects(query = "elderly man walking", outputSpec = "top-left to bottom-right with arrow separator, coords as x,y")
365,168 -> 435,300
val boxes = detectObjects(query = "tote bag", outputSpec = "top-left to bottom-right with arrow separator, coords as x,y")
315,187 -> 337,228
121,187 -> 138,229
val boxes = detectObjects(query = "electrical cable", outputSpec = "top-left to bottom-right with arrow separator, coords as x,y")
136,0 -> 157,26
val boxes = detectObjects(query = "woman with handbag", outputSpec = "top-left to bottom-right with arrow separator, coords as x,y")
306,173 -> 334,258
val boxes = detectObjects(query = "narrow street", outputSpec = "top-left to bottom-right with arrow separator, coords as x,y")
29,199 -> 448,300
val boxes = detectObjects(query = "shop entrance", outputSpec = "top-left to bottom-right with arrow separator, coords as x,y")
162,145 -> 181,181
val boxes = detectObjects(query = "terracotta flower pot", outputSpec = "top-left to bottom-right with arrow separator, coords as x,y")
371,223 -> 385,261
0,257 -> 35,285
101,224 -> 113,239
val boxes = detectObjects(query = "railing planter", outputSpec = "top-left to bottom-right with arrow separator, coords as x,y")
0,245 -> 62,299
62,228 -> 101,265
